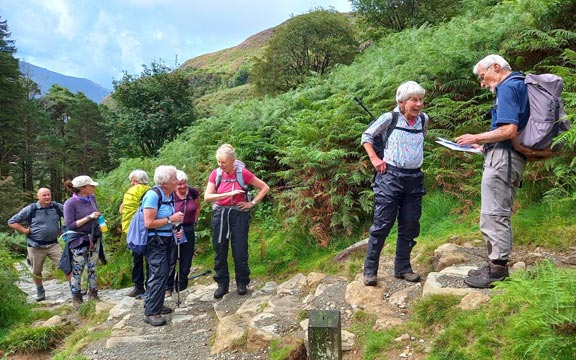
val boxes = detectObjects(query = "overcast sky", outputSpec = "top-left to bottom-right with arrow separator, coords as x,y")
1,0 -> 352,90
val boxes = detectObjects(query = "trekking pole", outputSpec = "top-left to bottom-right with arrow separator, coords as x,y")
188,269 -> 212,280
175,236 -> 181,308
353,96 -> 376,121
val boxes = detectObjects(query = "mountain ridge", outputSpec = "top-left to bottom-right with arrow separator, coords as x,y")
19,61 -> 112,104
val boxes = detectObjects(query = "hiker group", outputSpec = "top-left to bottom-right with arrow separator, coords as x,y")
8,53 -> 568,326
8,143 -> 270,327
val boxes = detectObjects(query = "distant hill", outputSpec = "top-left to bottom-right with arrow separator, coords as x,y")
19,61 -> 112,104
180,26 -> 276,74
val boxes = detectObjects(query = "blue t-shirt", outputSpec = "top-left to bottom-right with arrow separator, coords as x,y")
141,187 -> 174,236
491,72 -> 529,131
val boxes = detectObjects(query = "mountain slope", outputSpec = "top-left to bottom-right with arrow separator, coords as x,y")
179,26 -> 276,74
19,61 -> 112,104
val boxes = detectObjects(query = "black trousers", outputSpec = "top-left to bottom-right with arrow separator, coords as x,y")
166,224 -> 196,291
364,166 -> 425,276
211,206 -> 251,286
144,234 -> 173,316
132,251 -> 149,290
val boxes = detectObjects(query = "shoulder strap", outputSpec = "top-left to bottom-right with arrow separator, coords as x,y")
27,202 -> 63,223
150,187 -> 173,209
215,168 -> 223,190
51,201 -> 63,218
383,111 -> 399,150
215,165 -> 247,190
236,166 -> 246,189
27,203 -> 38,224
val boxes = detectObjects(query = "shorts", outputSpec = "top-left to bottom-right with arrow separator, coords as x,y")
28,243 -> 64,276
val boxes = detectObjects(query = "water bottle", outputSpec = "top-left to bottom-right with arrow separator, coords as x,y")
97,215 -> 108,232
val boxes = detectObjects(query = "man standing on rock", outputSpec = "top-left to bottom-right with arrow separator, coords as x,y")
456,54 -> 529,288
361,81 -> 429,286
8,188 -> 70,301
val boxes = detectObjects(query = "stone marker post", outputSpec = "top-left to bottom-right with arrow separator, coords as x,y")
308,309 -> 342,360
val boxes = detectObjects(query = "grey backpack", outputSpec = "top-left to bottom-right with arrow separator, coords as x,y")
510,73 -> 570,161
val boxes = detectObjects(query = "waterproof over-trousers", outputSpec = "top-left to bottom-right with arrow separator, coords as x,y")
364,166 -> 425,277
144,234 -> 173,316
211,206 -> 250,287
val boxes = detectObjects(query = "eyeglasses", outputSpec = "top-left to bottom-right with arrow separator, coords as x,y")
478,64 -> 494,82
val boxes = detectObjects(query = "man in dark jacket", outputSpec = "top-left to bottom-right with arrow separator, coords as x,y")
8,188 -> 69,301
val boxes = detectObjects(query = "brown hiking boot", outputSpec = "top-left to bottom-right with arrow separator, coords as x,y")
363,275 -> 377,286
144,314 -> 166,326
88,289 -> 100,301
72,293 -> 83,310
394,272 -> 421,282
464,262 -> 509,288
468,264 -> 489,277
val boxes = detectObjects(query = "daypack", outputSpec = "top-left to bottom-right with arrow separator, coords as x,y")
509,73 -> 570,161
28,201 -> 64,237
370,111 -> 427,159
215,159 -> 253,202
126,187 -> 173,255
27,201 -> 63,224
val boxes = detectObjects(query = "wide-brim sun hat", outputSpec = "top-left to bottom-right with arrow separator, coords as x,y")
72,175 -> 99,188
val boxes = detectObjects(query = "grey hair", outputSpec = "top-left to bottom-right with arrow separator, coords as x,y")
153,165 -> 177,186
176,170 -> 188,182
216,144 -> 237,161
396,81 -> 425,103
129,169 -> 149,185
473,54 -> 512,75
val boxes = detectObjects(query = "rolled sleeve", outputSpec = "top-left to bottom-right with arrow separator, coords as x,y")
361,113 -> 392,145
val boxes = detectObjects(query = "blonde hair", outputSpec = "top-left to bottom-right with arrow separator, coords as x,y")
216,144 -> 237,161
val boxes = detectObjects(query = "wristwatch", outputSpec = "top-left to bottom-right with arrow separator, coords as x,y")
251,200 -> 256,206
166,217 -> 172,224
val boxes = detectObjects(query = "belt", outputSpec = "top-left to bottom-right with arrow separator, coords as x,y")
386,163 -> 421,174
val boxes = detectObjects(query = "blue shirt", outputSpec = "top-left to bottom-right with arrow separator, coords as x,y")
491,72 -> 529,131
8,202 -> 64,247
141,186 -> 174,236
361,106 -> 429,169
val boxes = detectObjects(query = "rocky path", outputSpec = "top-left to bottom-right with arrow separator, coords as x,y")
13,242 -> 576,360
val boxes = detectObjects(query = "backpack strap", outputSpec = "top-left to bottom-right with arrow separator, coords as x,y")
27,201 -> 63,228
384,112 -> 427,149
215,164 -> 247,191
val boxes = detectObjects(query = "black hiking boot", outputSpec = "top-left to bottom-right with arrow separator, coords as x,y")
127,287 -> 145,297
237,283 -> 248,296
214,284 -> 229,299
464,262 -> 509,288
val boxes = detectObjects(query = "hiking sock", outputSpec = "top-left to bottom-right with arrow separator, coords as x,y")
492,259 -> 507,267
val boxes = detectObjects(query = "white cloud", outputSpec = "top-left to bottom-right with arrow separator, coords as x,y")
2,0 -> 352,89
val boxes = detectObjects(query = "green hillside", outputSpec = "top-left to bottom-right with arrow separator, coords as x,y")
2,1 -> 576,358
97,0 -> 576,248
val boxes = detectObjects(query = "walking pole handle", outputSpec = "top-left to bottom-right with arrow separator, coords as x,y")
353,96 -> 376,121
